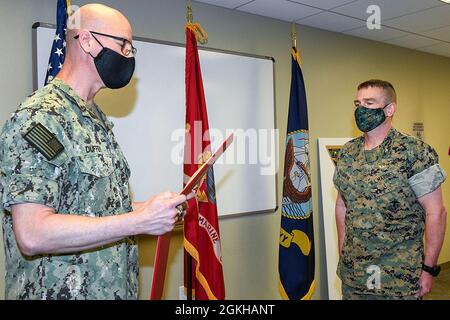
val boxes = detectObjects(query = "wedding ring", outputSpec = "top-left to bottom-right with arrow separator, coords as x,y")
177,207 -> 183,218
176,202 -> 188,219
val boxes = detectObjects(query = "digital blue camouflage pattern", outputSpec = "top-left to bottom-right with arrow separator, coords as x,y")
0,78 -> 138,300
333,128 -> 446,297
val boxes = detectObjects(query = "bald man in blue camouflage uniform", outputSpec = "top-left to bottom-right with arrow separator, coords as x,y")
0,4 -> 190,300
334,80 -> 447,300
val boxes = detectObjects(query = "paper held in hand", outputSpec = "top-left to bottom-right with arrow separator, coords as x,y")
150,133 -> 234,300
180,133 -> 234,195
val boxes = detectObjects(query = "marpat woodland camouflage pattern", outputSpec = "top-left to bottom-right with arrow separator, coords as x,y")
0,78 -> 138,300
333,128 -> 446,297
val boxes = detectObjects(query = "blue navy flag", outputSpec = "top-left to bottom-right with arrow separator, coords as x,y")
45,0 -> 70,85
279,47 -> 315,300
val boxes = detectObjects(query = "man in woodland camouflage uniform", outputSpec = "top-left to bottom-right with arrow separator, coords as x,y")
0,4 -> 191,300
334,80 -> 447,300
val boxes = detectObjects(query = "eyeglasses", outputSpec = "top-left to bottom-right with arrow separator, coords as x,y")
74,31 -> 137,57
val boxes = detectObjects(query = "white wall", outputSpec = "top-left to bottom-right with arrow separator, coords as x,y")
1,0 -> 449,300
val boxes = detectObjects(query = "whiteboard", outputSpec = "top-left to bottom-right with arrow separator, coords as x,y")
33,23 -> 277,217
318,138 -> 351,300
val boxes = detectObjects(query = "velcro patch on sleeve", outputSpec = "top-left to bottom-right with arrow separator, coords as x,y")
23,123 -> 64,161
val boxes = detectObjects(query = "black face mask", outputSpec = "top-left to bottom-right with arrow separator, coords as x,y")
354,103 -> 390,133
90,38 -> 135,89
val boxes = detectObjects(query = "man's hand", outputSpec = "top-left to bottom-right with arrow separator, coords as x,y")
133,191 -> 194,236
417,271 -> 434,298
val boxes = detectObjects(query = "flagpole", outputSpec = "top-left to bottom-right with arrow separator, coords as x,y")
185,0 -> 193,302
187,1 -> 193,24
291,22 -> 297,49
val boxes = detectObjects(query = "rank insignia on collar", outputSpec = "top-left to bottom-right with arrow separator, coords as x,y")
23,123 -> 64,161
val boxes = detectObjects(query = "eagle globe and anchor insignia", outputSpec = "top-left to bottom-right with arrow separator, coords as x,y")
280,130 -> 312,256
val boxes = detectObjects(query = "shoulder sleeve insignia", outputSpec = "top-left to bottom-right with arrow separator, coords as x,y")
23,123 -> 64,161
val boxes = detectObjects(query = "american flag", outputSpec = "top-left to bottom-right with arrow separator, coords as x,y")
45,0 -> 70,85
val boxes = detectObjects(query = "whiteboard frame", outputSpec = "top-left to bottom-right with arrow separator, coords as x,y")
32,22 -> 279,219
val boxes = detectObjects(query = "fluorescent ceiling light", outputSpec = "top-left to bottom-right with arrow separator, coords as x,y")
440,0 -> 450,3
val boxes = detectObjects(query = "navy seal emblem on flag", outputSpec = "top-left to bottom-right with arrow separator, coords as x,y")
282,130 -> 312,220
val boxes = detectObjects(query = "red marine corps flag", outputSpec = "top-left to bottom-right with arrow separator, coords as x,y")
183,11 -> 225,300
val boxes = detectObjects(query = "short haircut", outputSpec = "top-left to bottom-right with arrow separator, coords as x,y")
357,79 -> 397,103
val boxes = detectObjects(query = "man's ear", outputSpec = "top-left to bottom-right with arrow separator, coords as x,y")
385,102 -> 396,117
76,30 -> 94,55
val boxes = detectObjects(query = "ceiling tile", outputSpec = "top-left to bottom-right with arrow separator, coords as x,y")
344,26 -> 409,42
297,11 -> 365,33
421,25 -> 450,43
289,0 -> 358,10
383,34 -> 442,49
194,0 -> 450,55
237,0 -> 322,22
384,4 -> 450,33
332,0 -> 445,21
417,43 -> 450,58
193,0 -> 254,9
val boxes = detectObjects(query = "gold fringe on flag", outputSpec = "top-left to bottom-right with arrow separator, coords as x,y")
185,23 -> 208,44
185,2 -> 208,44
66,0 -> 72,16
292,47 -> 302,66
